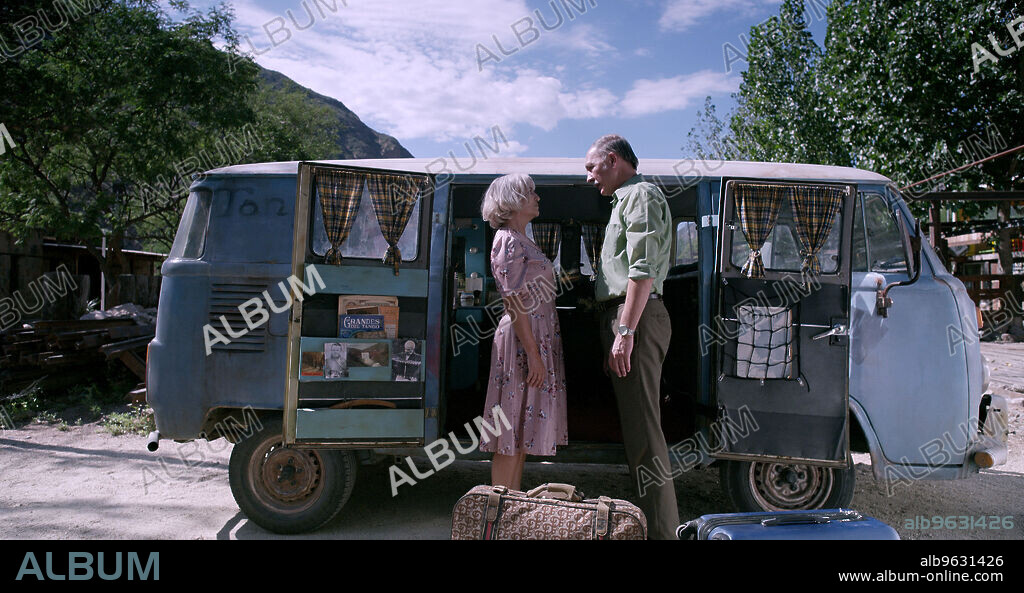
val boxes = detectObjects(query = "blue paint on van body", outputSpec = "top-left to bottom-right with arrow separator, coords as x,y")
147,159 -> 991,482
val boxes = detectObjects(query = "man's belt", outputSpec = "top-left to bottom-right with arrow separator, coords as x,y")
594,292 -> 662,313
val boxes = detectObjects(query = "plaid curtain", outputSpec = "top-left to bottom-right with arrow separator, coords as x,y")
315,168 -> 365,265
790,185 -> 846,276
581,223 -> 604,279
367,172 -> 430,275
735,184 -> 786,278
531,222 -> 561,264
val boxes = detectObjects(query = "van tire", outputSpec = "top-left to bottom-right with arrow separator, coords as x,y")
228,416 -> 356,534
719,460 -> 855,512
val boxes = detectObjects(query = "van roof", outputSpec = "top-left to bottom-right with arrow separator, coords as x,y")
203,158 -> 893,184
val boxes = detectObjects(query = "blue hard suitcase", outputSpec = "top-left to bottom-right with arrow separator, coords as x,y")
677,509 -> 900,540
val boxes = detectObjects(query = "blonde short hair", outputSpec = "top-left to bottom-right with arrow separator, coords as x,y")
481,173 -> 534,229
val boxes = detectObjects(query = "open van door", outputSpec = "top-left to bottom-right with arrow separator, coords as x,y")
283,162 -> 442,447
712,180 -> 856,511
227,161 -> 445,534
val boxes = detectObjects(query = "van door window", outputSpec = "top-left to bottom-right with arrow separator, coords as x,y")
729,198 -> 841,273
674,220 -> 698,266
311,184 -> 420,261
862,193 -> 908,273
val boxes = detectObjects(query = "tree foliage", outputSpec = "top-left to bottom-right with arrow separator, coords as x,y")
0,0 -> 340,302
688,0 -> 1024,221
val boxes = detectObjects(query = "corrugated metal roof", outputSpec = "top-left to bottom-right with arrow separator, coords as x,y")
202,158 -> 893,184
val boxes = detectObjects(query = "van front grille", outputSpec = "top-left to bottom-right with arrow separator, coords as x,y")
208,282 -> 269,353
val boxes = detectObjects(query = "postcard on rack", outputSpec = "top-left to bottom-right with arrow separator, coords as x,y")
300,351 -> 325,377
345,341 -> 390,368
323,342 -> 349,379
391,339 -> 423,382
338,295 -> 399,339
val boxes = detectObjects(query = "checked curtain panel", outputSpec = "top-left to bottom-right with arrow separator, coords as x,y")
315,168 -> 430,274
734,183 -> 846,278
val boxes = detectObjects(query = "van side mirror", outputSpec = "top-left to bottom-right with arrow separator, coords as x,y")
876,213 -> 922,317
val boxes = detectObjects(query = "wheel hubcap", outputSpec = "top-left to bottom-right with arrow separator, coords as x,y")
750,462 -> 833,510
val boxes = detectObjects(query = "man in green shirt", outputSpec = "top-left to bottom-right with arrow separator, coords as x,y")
585,134 -> 679,540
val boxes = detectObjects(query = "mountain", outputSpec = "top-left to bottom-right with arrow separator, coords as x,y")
258,67 -> 413,159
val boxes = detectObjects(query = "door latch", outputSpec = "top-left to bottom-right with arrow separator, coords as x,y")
812,323 -> 848,341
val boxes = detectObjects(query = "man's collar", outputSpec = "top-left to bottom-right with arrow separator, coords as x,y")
610,174 -> 643,202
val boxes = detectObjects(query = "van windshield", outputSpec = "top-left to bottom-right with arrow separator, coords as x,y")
168,190 -> 211,260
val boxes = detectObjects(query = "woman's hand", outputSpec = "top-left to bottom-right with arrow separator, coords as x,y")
526,349 -> 546,388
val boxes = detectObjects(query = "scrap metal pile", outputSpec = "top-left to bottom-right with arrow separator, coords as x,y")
0,306 -> 156,393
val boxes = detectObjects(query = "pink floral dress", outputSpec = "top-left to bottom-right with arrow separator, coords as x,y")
479,227 -> 568,457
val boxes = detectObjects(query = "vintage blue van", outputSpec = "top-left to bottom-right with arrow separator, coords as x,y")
146,158 -> 1009,534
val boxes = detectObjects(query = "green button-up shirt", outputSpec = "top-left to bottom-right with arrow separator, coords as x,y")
595,175 -> 673,302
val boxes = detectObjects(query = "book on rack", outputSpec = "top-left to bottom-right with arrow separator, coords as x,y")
338,314 -> 385,338
338,295 -> 399,339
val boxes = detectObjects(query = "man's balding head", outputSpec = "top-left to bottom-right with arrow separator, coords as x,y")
585,134 -> 639,196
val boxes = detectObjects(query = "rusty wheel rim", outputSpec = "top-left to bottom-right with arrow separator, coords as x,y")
750,462 -> 832,511
248,440 -> 324,513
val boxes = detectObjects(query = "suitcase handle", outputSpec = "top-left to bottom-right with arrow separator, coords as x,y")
526,483 -> 583,501
761,511 -> 861,527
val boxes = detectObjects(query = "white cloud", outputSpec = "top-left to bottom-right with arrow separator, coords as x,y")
221,0 -> 735,145
228,0 -> 620,143
659,0 -> 780,32
620,71 -> 738,117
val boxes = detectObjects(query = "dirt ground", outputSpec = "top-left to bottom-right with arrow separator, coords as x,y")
1,347 -> 1021,540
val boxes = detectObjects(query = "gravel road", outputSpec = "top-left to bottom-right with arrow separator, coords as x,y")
1,410 -> 1020,540
1,344 -> 1021,540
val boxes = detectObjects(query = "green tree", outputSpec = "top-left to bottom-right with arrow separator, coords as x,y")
133,82 -> 343,251
730,0 -> 848,165
0,0 -> 342,302
688,0 -> 1023,267
690,0 -> 1023,203
0,0 -> 257,304
688,0 -> 848,165
822,0 -> 1022,215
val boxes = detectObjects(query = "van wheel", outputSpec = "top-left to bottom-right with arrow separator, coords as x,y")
719,460 -> 855,512
228,416 -> 356,534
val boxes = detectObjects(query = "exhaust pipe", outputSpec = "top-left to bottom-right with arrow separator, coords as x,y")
974,445 -> 1007,468
147,430 -> 161,452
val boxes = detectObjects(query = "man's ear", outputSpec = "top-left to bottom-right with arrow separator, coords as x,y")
606,151 -> 617,168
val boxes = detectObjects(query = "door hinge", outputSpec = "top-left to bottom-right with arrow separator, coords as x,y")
701,214 -> 719,228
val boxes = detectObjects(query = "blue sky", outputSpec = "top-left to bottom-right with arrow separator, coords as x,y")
179,0 -> 829,160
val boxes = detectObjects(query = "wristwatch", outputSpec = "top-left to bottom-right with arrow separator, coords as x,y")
617,324 -> 635,337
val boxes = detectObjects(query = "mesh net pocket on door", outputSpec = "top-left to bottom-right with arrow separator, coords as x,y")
732,304 -> 795,379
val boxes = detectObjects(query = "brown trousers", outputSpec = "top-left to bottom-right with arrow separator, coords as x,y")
599,299 -> 679,540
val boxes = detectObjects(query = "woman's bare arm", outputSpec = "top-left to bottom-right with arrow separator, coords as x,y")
504,293 -> 545,388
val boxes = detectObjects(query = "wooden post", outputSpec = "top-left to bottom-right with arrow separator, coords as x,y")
996,202 -> 1022,309
929,200 -> 947,267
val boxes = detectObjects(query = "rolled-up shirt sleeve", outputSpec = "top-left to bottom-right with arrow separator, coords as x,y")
622,187 -> 665,280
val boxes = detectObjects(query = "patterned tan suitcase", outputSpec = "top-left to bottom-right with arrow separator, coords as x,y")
451,483 -> 647,540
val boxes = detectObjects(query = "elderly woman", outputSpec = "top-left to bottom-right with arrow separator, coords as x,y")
479,173 -> 568,490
